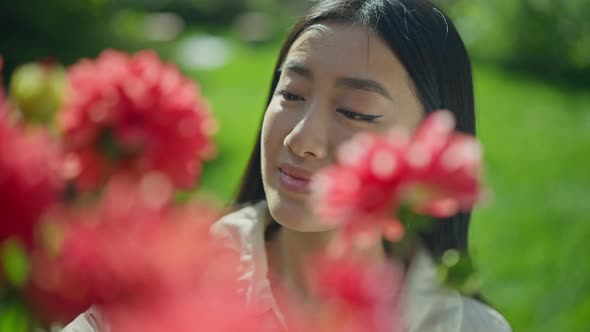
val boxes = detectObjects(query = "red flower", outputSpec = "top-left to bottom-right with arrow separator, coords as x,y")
0,113 -> 62,249
312,110 -> 483,241
294,255 -> 403,332
312,131 -> 408,241
58,50 -> 217,191
104,291 -> 264,332
401,111 -> 482,217
29,175 -> 232,322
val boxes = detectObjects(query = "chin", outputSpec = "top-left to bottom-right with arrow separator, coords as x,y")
266,189 -> 334,233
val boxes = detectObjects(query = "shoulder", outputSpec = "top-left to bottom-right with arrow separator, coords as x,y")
209,200 -> 269,250
61,307 -> 104,332
209,200 -> 274,305
405,250 -> 511,332
459,297 -> 512,332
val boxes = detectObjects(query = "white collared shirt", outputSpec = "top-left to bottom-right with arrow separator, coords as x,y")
63,201 -> 511,332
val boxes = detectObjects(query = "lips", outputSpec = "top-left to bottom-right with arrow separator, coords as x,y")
278,163 -> 313,194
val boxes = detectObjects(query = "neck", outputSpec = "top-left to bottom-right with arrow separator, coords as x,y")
267,225 -> 387,305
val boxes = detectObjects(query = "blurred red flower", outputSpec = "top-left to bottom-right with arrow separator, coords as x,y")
312,110 -> 483,241
304,256 -> 403,332
0,112 -> 62,249
28,175 -> 232,323
103,290 -> 264,332
58,50 -> 217,191
312,131 -> 408,241
401,111 -> 482,217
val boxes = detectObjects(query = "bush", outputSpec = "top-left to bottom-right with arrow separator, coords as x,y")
439,0 -> 590,80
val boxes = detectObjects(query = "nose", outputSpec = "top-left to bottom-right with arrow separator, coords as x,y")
283,104 -> 328,159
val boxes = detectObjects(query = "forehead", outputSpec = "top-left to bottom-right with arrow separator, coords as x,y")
285,22 -> 408,85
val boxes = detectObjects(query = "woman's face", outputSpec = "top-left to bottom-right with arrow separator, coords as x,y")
261,22 -> 423,232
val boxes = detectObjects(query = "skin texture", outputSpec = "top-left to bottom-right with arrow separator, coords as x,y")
261,22 -> 424,302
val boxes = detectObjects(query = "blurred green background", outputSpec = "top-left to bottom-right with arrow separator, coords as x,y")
1,1 -> 589,331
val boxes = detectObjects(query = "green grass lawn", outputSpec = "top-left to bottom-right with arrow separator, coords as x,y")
471,65 -> 590,331
187,38 -> 590,332
183,40 -> 279,200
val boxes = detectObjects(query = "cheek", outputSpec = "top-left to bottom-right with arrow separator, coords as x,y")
261,102 -> 294,167
261,107 -> 281,160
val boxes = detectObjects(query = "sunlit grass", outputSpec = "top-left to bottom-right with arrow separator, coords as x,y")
184,37 -> 280,200
471,65 -> 590,332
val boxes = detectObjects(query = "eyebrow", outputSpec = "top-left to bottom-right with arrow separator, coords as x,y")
336,77 -> 393,101
280,61 -> 313,79
279,60 -> 393,101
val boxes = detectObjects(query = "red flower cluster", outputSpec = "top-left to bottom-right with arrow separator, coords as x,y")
312,110 -> 482,241
58,50 -> 217,191
1,52 -> 416,331
1,53 -> 259,332
0,113 -> 62,249
104,290 -> 264,332
402,110 -> 482,217
303,256 -> 403,332
30,175 -> 404,332
29,175 -> 235,324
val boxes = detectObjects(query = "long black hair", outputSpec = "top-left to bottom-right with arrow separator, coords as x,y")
235,0 -> 475,259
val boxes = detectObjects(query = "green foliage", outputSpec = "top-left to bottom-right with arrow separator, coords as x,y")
9,62 -> 66,124
1,240 -> 29,288
0,302 -> 29,332
0,241 -> 30,332
118,0 -> 248,25
97,128 -> 128,162
438,0 -> 590,79
0,0 -> 123,83
188,39 -> 280,200
470,64 -> 590,332
437,249 -> 481,296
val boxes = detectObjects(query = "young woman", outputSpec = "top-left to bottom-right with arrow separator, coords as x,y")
64,0 -> 511,331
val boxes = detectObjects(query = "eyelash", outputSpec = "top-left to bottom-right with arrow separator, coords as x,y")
336,109 -> 381,123
274,88 -> 381,123
275,89 -> 304,101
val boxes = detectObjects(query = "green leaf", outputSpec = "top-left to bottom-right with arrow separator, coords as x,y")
96,127 -> 125,162
437,249 -> 481,296
1,240 -> 30,288
0,301 -> 30,332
